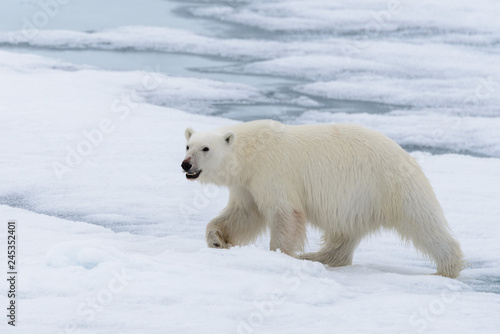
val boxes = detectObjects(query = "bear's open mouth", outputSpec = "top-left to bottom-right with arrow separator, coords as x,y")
186,170 -> 202,180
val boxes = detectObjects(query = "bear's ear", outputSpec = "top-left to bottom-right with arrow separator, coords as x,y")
224,131 -> 235,145
185,127 -> 195,141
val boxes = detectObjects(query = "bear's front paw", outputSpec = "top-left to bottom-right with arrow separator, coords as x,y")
206,230 -> 229,249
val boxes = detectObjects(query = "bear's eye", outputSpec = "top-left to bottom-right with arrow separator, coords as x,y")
186,146 -> 189,150
202,147 -> 209,152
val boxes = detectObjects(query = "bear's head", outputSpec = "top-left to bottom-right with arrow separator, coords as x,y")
182,127 -> 235,183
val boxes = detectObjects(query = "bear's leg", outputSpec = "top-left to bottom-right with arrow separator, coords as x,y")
269,209 -> 307,255
396,208 -> 464,278
206,188 -> 266,249
299,235 -> 361,267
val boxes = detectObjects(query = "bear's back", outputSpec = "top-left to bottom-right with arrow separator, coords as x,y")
215,120 -> 415,186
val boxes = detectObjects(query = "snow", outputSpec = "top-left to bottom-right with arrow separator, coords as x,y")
1,48 -> 499,334
2,148 -> 500,333
0,26 -> 291,59
190,0 -> 500,35
1,149 -> 500,333
1,0 -> 500,333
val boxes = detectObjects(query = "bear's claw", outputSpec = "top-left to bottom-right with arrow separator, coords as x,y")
206,230 -> 229,249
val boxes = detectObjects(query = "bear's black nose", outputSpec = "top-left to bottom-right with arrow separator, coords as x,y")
181,160 -> 192,172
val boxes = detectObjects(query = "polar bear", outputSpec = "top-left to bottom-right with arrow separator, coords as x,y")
181,120 -> 463,278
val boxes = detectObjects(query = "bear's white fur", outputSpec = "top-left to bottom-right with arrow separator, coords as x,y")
182,120 -> 463,278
